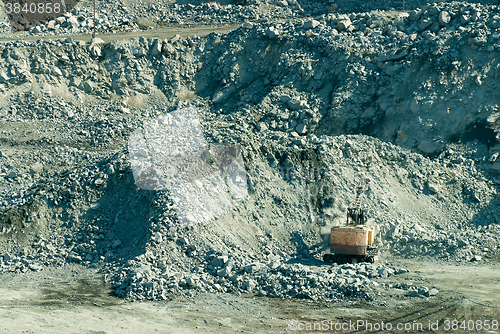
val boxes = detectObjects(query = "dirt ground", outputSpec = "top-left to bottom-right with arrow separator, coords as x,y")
0,24 -> 239,43
1,258 -> 498,333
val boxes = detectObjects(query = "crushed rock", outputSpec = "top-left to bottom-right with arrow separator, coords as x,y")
0,1 -> 499,303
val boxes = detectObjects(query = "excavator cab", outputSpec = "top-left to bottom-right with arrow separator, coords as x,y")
347,207 -> 366,226
346,182 -> 366,226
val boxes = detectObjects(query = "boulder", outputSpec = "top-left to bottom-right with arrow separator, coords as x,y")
304,20 -> 320,29
438,11 -> 451,26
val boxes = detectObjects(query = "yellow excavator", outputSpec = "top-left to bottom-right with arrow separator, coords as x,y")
323,182 -> 378,264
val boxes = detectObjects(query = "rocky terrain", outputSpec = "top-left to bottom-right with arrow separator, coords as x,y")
0,0 -> 499,325
2,0 -> 500,35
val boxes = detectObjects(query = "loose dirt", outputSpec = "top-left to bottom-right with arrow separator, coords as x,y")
1,259 -> 498,333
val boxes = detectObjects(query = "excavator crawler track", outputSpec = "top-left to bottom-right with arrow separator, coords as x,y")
323,252 -> 378,264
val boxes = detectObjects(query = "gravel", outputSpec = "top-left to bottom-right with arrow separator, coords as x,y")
0,0 -> 499,303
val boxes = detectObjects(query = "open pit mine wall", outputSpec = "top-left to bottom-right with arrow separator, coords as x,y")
1,8 -> 499,170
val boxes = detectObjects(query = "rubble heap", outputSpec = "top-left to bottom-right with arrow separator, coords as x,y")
0,1 -> 499,302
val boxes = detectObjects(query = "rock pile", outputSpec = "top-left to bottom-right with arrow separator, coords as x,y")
1,108 -> 497,301
0,1 -> 499,303
3,1 -> 500,160
27,11 -> 138,35
111,253 -> 412,301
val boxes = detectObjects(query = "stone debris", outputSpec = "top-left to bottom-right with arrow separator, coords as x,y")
336,18 -> 352,31
0,0 -> 499,306
110,249 -> 413,301
304,20 -> 320,29
407,286 -> 439,298
266,27 -> 280,39
438,11 -> 451,26
427,288 -> 439,297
